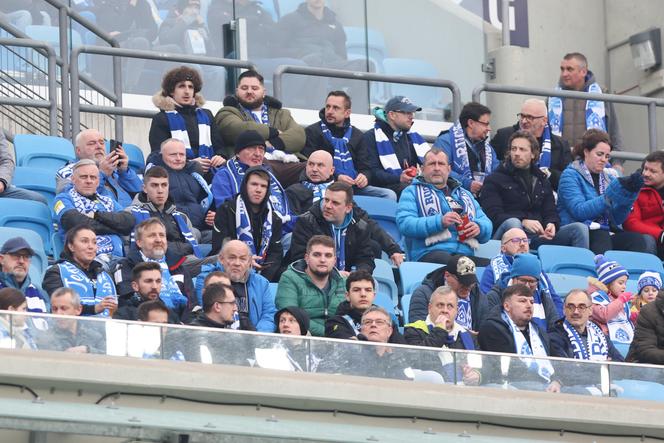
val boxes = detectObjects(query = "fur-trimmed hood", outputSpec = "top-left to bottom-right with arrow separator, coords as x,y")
152,91 -> 206,111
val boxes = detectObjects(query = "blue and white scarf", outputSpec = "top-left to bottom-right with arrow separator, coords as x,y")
425,315 -> 475,350
321,121 -> 357,179
449,120 -> 494,178
227,159 -> 291,224
501,310 -> 554,383
548,82 -> 607,137
576,161 -> 610,229
592,290 -> 634,344
302,179 -> 333,205
130,207 -> 203,259
0,279 -> 47,314
455,298 -> 472,331
58,261 -> 116,317
235,194 -> 272,263
491,254 -> 512,283
331,225 -> 347,271
374,123 -> 429,175
539,125 -> 552,169
563,319 -> 609,361
241,103 -> 275,154
166,108 -> 213,159
191,171 -> 214,211
139,251 -> 188,311
69,189 -> 123,256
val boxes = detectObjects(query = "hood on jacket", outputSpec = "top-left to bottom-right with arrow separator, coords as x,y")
152,92 -> 206,112
239,165 -> 272,214
133,191 -> 178,214
222,94 -> 283,110
274,306 -> 310,335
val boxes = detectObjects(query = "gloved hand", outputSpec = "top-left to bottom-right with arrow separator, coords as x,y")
619,292 -> 634,303
617,171 -> 644,193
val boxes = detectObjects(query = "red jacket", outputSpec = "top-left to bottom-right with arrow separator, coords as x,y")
624,187 -> 664,238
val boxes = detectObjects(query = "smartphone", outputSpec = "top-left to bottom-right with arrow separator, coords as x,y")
109,139 -> 122,152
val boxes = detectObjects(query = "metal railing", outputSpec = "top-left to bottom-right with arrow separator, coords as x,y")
473,83 -> 664,156
273,64 -> 462,120
70,46 -> 257,141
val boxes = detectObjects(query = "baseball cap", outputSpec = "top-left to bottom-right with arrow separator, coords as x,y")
446,255 -> 477,287
384,96 -> 422,113
0,237 -> 35,256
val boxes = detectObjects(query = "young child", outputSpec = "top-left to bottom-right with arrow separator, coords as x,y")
588,255 -> 633,344
630,271 -> 662,324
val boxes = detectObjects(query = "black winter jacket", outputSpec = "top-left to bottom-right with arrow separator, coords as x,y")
627,294 -> 664,364
363,119 -> 420,186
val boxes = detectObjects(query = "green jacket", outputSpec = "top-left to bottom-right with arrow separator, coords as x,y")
215,95 -> 306,159
275,259 -> 346,336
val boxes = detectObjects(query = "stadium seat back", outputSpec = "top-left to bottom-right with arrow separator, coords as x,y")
475,239 -> 501,260
373,259 -> 398,311
383,57 -> 443,109
0,200 -> 54,256
0,226 -> 48,286
355,196 -> 402,245
604,250 -> 664,281
400,292 -> 412,325
538,245 -> 596,276
546,273 -> 589,299
105,140 -> 145,176
399,261 -> 443,295
13,134 -> 75,170
12,166 -> 57,208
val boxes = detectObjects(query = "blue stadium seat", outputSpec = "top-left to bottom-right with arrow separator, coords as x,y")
0,200 -> 54,256
400,292 -> 412,325
13,134 -> 76,170
612,341 -> 630,359
604,250 -> 664,281
538,245 -> 596,277
382,58 -> 443,110
0,227 -> 48,286
354,196 -> 401,246
51,231 -> 64,260
25,25 -> 86,71
475,239 -> 501,260
105,140 -> 146,176
12,166 -> 57,209
399,261 -> 443,295
614,379 -> 664,401
546,273 -> 589,298
373,258 -> 398,312
269,282 -> 278,300
374,292 -> 396,319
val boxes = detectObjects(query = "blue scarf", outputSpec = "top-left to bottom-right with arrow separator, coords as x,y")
241,103 -> 275,154
235,194 -> 272,263
139,252 -> 188,311
68,189 -> 124,256
165,108 -> 213,159
302,179 -> 333,205
456,298 -> 472,330
539,125 -> 552,169
320,121 -> 357,179
501,310 -> 554,383
575,160 -> 610,229
449,120 -> 494,179
329,209 -> 353,271
548,82 -> 607,137
563,319 -> 609,361
130,206 -> 203,258
58,261 -> 116,317
374,122 -> 429,175
0,278 -> 46,313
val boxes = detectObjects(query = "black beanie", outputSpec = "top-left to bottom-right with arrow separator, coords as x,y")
235,130 -> 266,154
274,306 -> 310,336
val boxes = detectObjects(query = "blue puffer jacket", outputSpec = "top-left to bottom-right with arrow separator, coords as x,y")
557,160 -> 638,228
396,176 -> 492,261
194,262 -> 276,332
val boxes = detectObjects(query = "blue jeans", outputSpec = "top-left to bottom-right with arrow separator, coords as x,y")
493,217 -> 589,249
354,185 -> 397,201
1,185 -> 48,205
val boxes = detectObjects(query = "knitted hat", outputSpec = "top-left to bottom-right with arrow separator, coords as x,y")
637,271 -> 663,294
235,130 -> 266,154
274,306 -> 310,336
594,254 -> 629,286
509,253 -> 541,279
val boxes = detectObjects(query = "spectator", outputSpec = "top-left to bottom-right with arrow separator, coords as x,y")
148,139 -> 214,237
194,240 -> 276,332
480,130 -> 588,248
626,289 -> 664,364
304,91 -> 395,200
264,307 -> 319,372
631,271 -> 662,324
286,150 -> 404,266
211,166 -> 283,282
127,165 -> 204,259
362,96 -> 430,197
158,0 -> 210,56
114,262 -> 179,323
479,228 -> 561,308
56,128 -> 143,208
408,255 -> 488,333
215,70 -> 305,186
276,235 -> 346,336
433,102 -> 498,195
137,299 -> 171,324
0,288 -> 36,350
211,130 -> 294,233
36,288 -> 105,354
275,306 -> 310,336
478,284 -> 561,392
396,148 -> 492,265
548,52 -> 623,172
289,182 -> 375,274
202,270 -> 231,289
0,237 -> 49,313
113,218 -> 193,319
486,253 -> 561,331
189,283 -> 247,329
490,99 -> 572,190
43,226 -> 118,317
589,255 -> 634,345
624,150 -> 664,258
557,129 -> 653,254
0,129 -> 47,204
149,66 -> 225,174
53,159 -> 135,258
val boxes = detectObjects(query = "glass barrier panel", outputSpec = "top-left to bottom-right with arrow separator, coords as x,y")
608,362 -> 664,402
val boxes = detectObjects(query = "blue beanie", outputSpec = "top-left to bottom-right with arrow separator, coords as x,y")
594,254 -> 628,286
509,253 -> 541,279
637,271 -> 662,294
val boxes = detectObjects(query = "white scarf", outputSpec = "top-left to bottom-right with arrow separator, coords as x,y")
501,310 -> 554,383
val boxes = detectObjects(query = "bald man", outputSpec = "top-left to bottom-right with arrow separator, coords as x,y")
490,99 -> 572,190
287,150 -> 405,266
194,239 -> 276,332
56,128 -> 143,207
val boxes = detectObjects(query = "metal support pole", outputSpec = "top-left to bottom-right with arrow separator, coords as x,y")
58,7 -> 71,139
648,101 -> 658,152
502,0 -> 511,46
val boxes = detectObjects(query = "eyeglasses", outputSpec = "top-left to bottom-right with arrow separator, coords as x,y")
361,318 -> 389,326
394,110 -> 415,117
216,300 -> 237,306
517,113 -> 546,122
565,303 -> 590,312
473,119 -> 491,127
503,238 -> 530,245
7,253 -> 31,260
514,277 -> 538,287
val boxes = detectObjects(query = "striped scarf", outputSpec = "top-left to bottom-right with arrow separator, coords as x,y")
449,120 -> 494,179
302,179 -> 333,205
165,108 -> 213,159
241,103 -> 275,154
539,125 -> 552,169
69,189 -> 123,256
563,320 -> 609,361
235,194 -> 272,263
576,160 -> 610,229
374,123 -> 429,175
320,121 -> 357,179
548,82 -> 607,137
130,207 -> 203,258
139,251 -> 188,311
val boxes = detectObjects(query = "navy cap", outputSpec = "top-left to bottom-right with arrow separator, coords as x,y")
0,237 -> 35,256
384,96 -> 422,113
